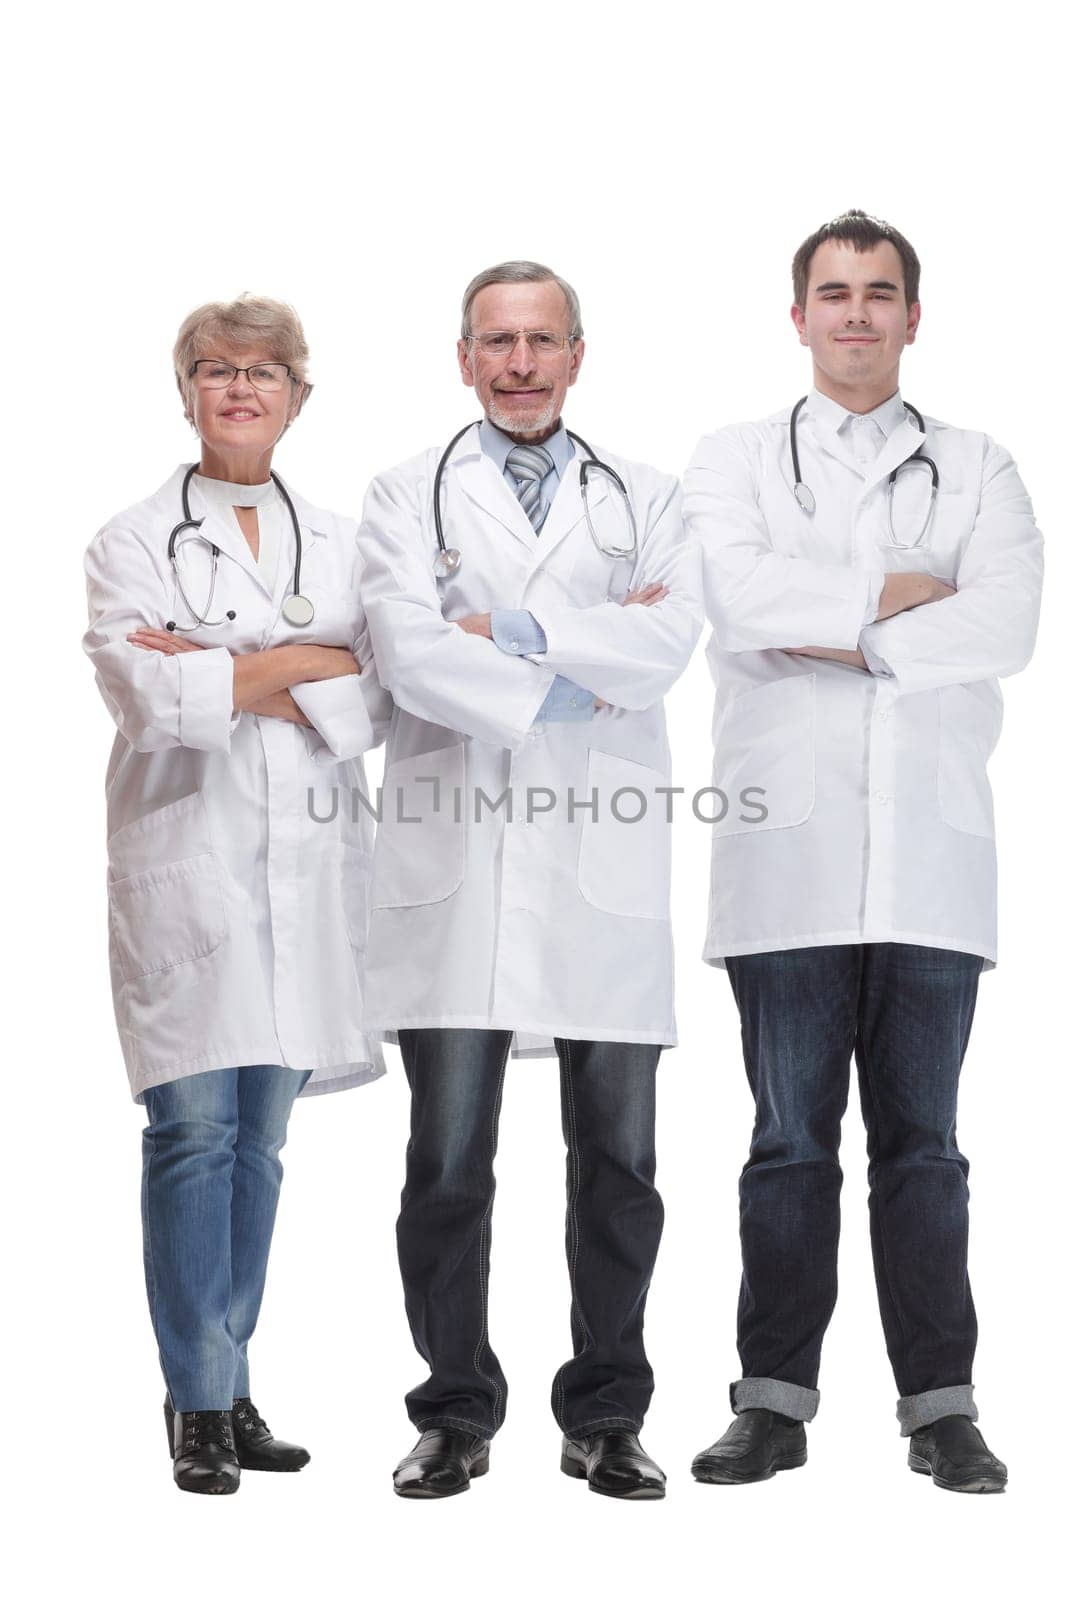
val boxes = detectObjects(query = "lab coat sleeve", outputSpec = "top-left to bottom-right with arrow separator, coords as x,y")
289,560 -> 394,764
521,478 -> 704,711
857,441 -> 1044,695
83,522 -> 239,754
356,469 -> 555,750
684,429 -> 881,652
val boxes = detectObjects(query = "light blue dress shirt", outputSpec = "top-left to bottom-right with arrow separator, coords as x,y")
479,416 -> 574,518
480,418 -> 596,723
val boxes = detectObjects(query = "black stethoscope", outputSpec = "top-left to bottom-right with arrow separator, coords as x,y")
166,464 -> 315,631
789,396 -> 939,548
431,422 -> 638,578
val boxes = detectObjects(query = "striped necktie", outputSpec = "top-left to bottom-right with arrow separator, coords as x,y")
506,443 -> 554,532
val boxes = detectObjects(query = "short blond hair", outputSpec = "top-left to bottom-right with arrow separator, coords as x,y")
173,294 -> 311,416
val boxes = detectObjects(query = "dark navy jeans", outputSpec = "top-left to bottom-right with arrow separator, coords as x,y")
396,1029 -> 664,1441
724,943 -> 984,1434
141,1065 -> 309,1412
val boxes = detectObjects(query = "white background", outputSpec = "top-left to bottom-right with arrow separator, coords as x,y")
4,1 -> 1062,1595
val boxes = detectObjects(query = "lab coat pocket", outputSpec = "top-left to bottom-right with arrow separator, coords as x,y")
370,744 -> 466,909
576,750 -> 671,921
107,792 -> 226,981
712,674 -> 816,838
937,684 -> 1002,839
296,584 -> 361,648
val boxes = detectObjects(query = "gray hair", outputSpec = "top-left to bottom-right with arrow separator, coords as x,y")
460,260 -> 583,340
173,293 -> 311,416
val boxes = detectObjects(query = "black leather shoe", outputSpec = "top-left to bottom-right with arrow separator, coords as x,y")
164,1399 -> 240,1495
561,1431 -> 666,1500
393,1428 -> 490,1498
231,1397 -> 310,1472
907,1415 -> 1007,1493
692,1409 -> 807,1484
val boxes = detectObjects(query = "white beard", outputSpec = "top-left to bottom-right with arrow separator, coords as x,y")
487,393 -> 557,436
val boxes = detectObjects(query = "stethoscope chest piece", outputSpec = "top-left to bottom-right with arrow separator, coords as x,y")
793,483 -> 817,515
282,592 -> 315,626
434,547 -> 462,578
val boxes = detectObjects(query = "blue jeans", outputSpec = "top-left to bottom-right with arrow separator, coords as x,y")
396,1030 -> 664,1441
141,1065 -> 309,1412
724,943 -> 984,1434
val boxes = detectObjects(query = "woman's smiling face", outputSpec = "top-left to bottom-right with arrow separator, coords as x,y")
185,341 -> 303,463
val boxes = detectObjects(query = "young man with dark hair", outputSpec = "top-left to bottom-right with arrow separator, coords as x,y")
683,209 -> 1043,1493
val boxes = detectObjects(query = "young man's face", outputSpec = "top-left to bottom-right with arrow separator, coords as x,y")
791,239 -> 920,399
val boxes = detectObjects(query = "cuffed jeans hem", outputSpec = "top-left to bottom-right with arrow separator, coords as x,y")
562,1415 -> 645,1443
411,1414 -> 497,1441
731,1377 -> 820,1423
896,1384 -> 977,1436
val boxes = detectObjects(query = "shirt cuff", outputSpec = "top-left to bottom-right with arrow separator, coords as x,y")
857,626 -> 894,677
861,571 -> 884,628
490,609 -> 548,657
535,675 -> 597,723
177,646 -> 240,752
290,675 -> 376,763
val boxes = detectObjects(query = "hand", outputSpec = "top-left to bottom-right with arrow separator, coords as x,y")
455,614 -> 493,638
876,572 -> 956,620
246,690 -> 313,727
621,583 -> 669,606
127,628 -> 204,654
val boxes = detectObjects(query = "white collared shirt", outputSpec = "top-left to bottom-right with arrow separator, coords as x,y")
194,474 -> 284,592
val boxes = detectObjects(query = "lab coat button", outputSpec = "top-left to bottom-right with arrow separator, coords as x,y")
509,639 -> 520,651
878,709 -> 890,722
875,790 -> 888,804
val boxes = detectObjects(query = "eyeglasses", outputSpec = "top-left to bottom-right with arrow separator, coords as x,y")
466,330 -> 574,357
189,360 -> 297,393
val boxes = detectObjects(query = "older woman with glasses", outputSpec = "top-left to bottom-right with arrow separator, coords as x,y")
84,295 -> 391,1495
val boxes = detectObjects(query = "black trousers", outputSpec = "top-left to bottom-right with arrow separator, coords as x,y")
396,1028 -> 664,1440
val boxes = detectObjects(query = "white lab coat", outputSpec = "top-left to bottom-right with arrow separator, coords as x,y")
356,425 -> 704,1054
683,399 -> 1044,969
84,465 -> 393,1101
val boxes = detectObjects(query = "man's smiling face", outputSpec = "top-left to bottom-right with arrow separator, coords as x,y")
791,238 -> 920,402
458,279 -> 584,444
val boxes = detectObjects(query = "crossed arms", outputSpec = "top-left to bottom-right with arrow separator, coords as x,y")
683,430 -> 1043,693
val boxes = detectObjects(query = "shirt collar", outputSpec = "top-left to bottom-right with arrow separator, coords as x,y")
193,473 -> 277,506
479,416 -> 573,479
805,386 -> 906,440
